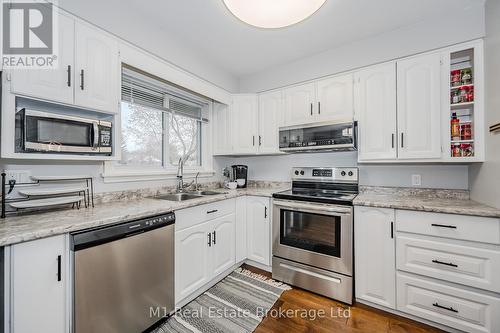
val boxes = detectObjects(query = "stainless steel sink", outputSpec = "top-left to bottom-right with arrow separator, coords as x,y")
188,190 -> 226,196
155,193 -> 203,201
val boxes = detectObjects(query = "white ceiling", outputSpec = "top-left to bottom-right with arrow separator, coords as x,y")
122,0 -> 482,77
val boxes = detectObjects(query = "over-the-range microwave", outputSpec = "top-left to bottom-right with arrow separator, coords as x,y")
279,121 -> 357,153
15,108 -> 112,155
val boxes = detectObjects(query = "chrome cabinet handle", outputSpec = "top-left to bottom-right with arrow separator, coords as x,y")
432,302 -> 458,313
212,231 -> 216,245
80,69 -> 85,90
259,136 -> 262,146
310,103 -> 313,115
432,259 -> 458,268
392,134 -> 395,149
400,132 -> 404,148
253,136 -> 255,146
207,209 -> 218,214
318,101 -> 321,114
57,255 -> 62,282
264,206 -> 268,219
390,222 -> 394,239
207,233 -> 212,247
67,65 -> 71,87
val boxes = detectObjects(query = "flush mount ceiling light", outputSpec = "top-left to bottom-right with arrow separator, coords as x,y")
222,0 -> 327,29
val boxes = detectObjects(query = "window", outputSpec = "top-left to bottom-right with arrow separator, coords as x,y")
105,66 -> 212,181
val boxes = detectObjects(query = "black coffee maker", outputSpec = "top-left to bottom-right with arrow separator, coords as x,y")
231,165 -> 248,188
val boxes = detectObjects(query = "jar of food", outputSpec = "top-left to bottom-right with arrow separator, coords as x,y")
459,87 -> 469,103
461,124 -> 472,140
451,113 -> 461,140
467,86 -> 474,102
461,143 -> 474,157
451,90 -> 460,104
451,70 -> 462,87
452,143 -> 462,157
461,68 -> 472,85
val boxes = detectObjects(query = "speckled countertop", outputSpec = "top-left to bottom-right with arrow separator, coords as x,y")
354,186 -> 500,218
0,186 -> 288,247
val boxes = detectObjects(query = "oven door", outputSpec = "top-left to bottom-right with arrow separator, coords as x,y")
21,109 -> 100,154
272,199 -> 353,275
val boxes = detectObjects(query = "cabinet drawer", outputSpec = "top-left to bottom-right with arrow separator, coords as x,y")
175,199 -> 235,231
397,273 -> 500,333
397,235 -> 500,293
396,210 -> 500,244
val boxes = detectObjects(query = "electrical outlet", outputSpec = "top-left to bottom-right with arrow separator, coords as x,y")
411,174 -> 422,186
4,170 -> 31,184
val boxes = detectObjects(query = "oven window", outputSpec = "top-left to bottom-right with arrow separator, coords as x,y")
280,209 -> 341,257
28,118 -> 91,146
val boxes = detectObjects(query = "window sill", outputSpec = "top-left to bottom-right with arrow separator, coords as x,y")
101,169 -> 216,183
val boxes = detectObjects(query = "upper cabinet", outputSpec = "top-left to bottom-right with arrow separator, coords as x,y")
212,103 -> 233,155
258,90 -> 284,154
7,14 -> 119,114
284,74 -> 354,126
356,63 -> 397,161
397,53 -> 442,160
74,22 -> 119,113
231,94 -> 259,154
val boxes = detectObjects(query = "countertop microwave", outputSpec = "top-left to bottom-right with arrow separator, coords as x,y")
15,109 -> 112,155
279,121 -> 357,153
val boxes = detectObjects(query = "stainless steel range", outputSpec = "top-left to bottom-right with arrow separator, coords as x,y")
272,167 -> 358,304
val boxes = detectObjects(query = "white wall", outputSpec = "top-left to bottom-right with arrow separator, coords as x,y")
56,0 -> 239,92
216,153 -> 469,190
469,0 -> 500,208
239,4 -> 485,92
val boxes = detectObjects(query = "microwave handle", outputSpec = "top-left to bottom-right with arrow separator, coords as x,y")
92,122 -> 99,148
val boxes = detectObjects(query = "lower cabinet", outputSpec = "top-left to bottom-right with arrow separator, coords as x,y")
175,209 -> 235,304
246,196 -> 271,266
6,235 -> 68,333
354,206 -> 396,309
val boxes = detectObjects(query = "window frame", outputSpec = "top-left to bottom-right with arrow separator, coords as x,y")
103,92 -> 214,184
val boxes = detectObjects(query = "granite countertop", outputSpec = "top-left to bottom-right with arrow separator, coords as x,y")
0,186 -> 288,247
354,187 -> 500,218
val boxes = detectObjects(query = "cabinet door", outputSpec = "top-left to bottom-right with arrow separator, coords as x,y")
231,95 -> 259,154
175,222 -> 211,303
258,91 -> 283,154
316,74 -> 354,122
397,53 -> 442,159
356,63 -> 398,161
211,214 -> 236,277
9,235 -> 67,333
213,103 -> 232,155
284,83 -> 316,126
246,196 -> 270,265
354,206 -> 396,309
10,13 -> 75,104
74,22 -> 119,113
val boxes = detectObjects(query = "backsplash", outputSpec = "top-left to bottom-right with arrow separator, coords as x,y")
359,186 -> 470,200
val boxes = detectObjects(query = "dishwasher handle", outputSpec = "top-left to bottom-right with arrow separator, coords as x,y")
71,212 -> 175,251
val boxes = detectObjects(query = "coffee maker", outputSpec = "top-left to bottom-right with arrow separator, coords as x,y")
231,165 -> 248,188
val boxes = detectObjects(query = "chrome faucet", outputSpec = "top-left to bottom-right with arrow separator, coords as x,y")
177,158 -> 184,192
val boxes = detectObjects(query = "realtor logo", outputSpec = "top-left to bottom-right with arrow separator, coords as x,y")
2,0 -> 58,69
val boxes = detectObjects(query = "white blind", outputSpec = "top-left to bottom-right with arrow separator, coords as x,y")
121,67 -> 208,122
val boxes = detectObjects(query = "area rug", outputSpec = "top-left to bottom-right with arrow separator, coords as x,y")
154,268 -> 291,333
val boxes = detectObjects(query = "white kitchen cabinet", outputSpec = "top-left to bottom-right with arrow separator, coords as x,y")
246,196 -> 271,266
10,13 -> 75,105
211,214 -> 236,276
356,63 -> 398,161
231,95 -> 259,154
397,53 -> 442,159
7,235 -> 68,333
213,102 -> 233,155
258,90 -> 283,154
284,82 -> 316,125
235,197 -> 247,262
354,206 -> 396,309
316,73 -> 354,122
74,21 -> 119,113
175,222 -> 212,303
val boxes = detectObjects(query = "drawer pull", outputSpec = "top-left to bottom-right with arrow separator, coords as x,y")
207,209 -> 218,214
431,223 -> 457,229
432,302 -> 458,313
432,259 -> 458,268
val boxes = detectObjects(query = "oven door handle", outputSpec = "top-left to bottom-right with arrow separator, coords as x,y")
92,122 -> 99,148
273,200 -> 352,215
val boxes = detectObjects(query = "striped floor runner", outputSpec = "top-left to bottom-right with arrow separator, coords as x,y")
154,268 -> 291,333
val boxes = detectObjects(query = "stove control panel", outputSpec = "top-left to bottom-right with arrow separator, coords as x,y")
291,167 -> 358,183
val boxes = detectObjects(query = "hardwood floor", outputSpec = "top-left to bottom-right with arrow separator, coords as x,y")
241,264 -> 446,333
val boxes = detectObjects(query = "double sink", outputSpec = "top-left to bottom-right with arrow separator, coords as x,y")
155,190 -> 225,202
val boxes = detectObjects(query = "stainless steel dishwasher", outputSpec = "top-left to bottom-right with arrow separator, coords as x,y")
71,212 -> 175,333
